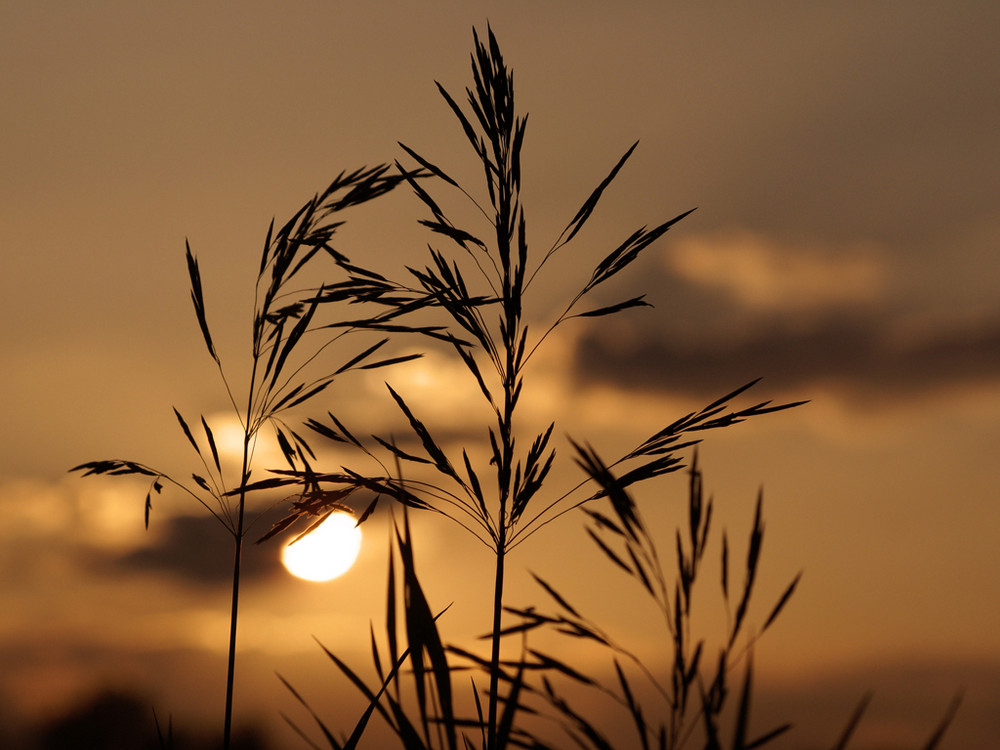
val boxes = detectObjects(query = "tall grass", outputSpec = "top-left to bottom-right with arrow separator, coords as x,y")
259,25 -> 806,750
71,165 -> 430,749
507,449 -> 798,749
504,449 -> 962,750
71,23 -> 961,750
269,26 -> 960,750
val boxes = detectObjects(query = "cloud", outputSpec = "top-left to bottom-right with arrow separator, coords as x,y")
575,309 -> 1000,404
103,513 -> 284,588
0,476 -> 153,552
569,230 -> 1000,405
665,231 -> 886,312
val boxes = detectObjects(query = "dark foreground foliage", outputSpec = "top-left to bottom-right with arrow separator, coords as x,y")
72,22 -> 960,750
256,24 -> 803,750
72,165 -> 437,748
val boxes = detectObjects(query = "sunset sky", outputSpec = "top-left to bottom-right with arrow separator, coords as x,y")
3,2 -> 999,748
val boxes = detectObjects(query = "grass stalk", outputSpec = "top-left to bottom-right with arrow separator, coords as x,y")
486,527 -> 506,750
72,166 -> 416,747
272,25 -> 802,750
223,514 -> 243,748
71,22 -> 962,750
222,426 -> 252,749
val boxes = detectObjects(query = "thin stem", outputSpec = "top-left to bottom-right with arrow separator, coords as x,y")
489,241 -> 518,750
222,431 -> 250,750
486,525 -> 506,750
222,518 -> 242,749
223,345 -> 259,749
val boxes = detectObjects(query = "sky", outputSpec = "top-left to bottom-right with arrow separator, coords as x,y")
2,1 -> 999,748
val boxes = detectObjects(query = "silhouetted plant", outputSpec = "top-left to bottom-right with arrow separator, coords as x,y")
502,450 -> 797,749
69,22 -> 962,750
71,165 -> 427,749
280,505 -> 490,750
266,26 -> 802,750
269,26 -> 962,750
503,451 -> 961,750
283,453 -> 960,750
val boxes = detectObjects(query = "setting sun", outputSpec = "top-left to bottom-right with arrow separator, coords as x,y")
281,513 -> 362,582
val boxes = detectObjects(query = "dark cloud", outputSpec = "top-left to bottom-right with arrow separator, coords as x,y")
91,487 -> 406,587
573,307 -> 1000,405
102,514 -> 285,588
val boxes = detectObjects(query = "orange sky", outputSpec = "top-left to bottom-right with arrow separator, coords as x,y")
2,3 -> 999,748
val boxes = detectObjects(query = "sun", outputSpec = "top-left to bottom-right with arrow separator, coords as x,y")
281,512 -> 362,582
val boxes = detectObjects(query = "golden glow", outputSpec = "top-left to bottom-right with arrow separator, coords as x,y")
281,513 -> 362,582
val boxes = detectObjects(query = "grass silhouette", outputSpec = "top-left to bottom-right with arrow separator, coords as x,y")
262,25 -> 806,750
70,22 -> 961,750
271,26 -> 961,750
71,166 -> 431,749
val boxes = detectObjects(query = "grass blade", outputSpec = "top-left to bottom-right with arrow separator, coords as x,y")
761,572 -> 801,633
560,142 -> 637,247
201,416 -> 222,473
173,408 -> 201,457
830,692 -> 872,750
919,690 -> 963,750
185,242 -> 219,364
530,573 -> 581,618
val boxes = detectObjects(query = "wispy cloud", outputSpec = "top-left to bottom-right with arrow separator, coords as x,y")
666,230 -> 886,312
104,514 -> 284,588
